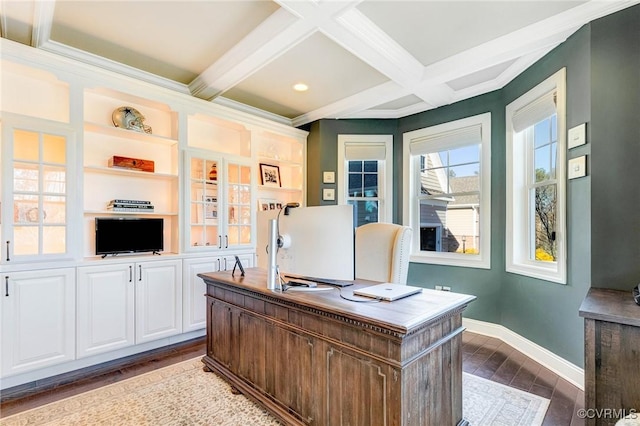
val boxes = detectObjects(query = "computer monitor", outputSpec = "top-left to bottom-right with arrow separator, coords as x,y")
257,205 -> 354,281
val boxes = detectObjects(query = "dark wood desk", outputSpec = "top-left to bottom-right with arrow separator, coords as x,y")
199,268 -> 475,426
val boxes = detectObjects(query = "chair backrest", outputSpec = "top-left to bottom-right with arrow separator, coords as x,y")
355,222 -> 412,284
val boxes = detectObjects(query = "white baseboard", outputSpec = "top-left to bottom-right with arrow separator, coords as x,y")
463,318 -> 584,390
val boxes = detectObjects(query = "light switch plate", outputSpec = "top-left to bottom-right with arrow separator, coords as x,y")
323,188 -> 335,201
568,123 -> 587,149
323,171 -> 335,184
568,156 -> 587,179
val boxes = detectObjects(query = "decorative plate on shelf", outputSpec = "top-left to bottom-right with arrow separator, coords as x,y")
112,106 -> 152,134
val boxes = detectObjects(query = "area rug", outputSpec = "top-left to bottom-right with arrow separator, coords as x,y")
463,372 -> 550,425
0,358 -> 549,426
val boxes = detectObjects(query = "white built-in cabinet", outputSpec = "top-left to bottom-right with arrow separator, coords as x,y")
76,263 -> 135,357
134,259 -> 182,344
1,269 -> 76,377
184,152 -> 253,252
0,116 -> 76,263
76,259 -> 182,357
0,41 -> 307,386
182,253 -> 254,332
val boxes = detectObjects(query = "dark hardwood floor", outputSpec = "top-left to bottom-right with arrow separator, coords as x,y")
462,332 -> 585,426
1,332 -> 584,425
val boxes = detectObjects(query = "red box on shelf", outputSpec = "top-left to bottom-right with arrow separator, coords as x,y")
108,155 -> 154,172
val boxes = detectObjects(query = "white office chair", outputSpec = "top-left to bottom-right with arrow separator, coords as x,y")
355,222 -> 412,285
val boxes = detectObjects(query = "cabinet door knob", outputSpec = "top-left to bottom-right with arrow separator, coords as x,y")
218,235 -> 222,249
5,241 -> 10,262
225,235 -> 229,249
139,265 -> 142,281
129,265 -> 133,282
5,276 -> 8,297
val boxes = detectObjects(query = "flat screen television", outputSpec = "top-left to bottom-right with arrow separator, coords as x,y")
95,217 -> 163,257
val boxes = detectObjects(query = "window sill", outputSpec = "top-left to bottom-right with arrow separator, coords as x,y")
410,252 -> 490,270
506,263 -> 566,284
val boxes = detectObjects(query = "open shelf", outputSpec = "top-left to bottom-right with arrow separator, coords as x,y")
84,122 -> 178,146
84,165 -> 177,180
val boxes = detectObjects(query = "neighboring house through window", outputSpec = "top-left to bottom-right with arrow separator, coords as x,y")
506,68 -> 566,284
337,135 -> 393,227
403,113 -> 491,269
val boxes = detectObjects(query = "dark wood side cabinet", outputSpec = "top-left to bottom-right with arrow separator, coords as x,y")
199,268 -> 475,426
579,288 -> 640,426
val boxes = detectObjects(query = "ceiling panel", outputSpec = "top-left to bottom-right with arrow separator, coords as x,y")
357,1 -> 586,66
222,32 -> 390,119
50,0 -> 280,84
446,58 -> 518,91
0,0 -> 35,45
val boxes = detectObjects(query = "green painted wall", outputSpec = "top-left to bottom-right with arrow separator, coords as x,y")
590,5 -> 640,289
499,23 -> 592,367
305,119 -> 398,208
303,4 -> 640,368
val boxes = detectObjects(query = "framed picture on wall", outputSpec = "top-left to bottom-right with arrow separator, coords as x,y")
259,163 -> 281,187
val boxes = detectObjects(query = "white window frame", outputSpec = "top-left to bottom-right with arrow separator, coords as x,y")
402,113 -> 491,269
337,134 -> 393,224
506,68 -> 566,284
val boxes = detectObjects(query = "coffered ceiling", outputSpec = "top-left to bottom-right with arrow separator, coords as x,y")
1,0 -> 637,127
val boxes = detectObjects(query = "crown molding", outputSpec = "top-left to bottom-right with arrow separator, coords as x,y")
211,96 -> 295,129
38,40 -> 190,96
346,101 -> 433,120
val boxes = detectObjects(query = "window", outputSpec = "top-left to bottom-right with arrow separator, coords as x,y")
403,113 -> 491,269
506,68 -> 566,284
337,135 -> 393,227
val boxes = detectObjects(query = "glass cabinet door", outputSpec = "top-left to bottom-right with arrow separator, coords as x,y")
185,153 -> 253,252
188,156 -> 220,249
226,162 -> 252,247
2,122 -> 73,262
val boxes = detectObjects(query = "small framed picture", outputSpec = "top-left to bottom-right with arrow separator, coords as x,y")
259,198 -> 277,211
259,163 -> 281,187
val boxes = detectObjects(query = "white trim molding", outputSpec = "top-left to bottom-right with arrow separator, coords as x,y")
463,317 -> 584,390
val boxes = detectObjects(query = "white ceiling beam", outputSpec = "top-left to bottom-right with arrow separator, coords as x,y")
329,8 -> 424,85
32,0 -> 54,47
189,7 -> 308,100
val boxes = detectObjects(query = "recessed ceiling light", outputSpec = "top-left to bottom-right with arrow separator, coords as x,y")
293,83 -> 308,92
